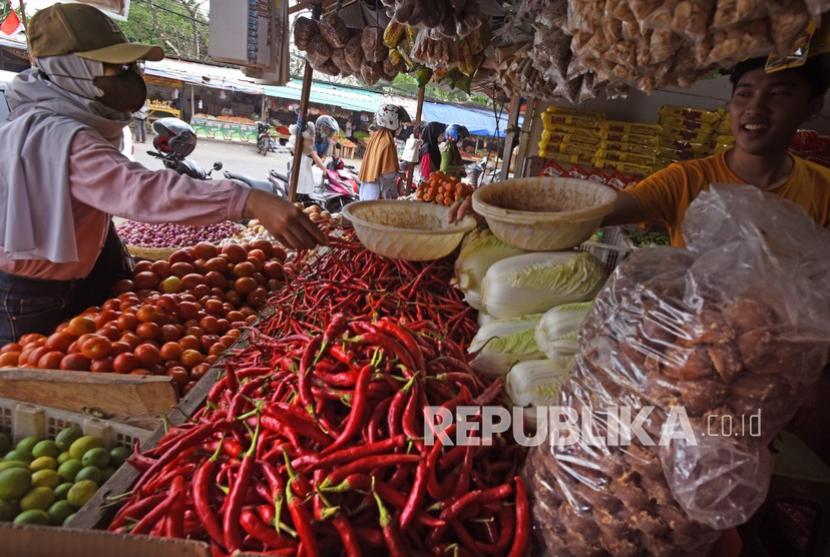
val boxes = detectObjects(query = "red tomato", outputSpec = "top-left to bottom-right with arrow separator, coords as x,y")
0,343 -> 21,354
160,324 -> 182,343
204,257 -> 229,274
110,341 -> 132,355
204,299 -> 224,316
263,261 -> 285,280
168,248 -> 195,264
120,332 -> 141,350
221,244 -> 246,264
113,353 -> 139,374
200,334 -> 220,351
66,316 -> 96,337
247,249 -> 266,262
0,351 -> 20,367
133,271 -> 159,291
60,353 -> 91,371
116,313 -> 138,332
112,279 -> 135,294
38,351 -> 65,370
199,316 -> 220,335
250,240 -> 273,257
136,306 -> 161,324
45,332 -> 75,352
232,261 -> 256,278
179,336 -> 201,351
134,344 -> 162,367
26,346 -> 50,367
91,358 -> 114,373
204,271 -> 228,289
167,366 -> 190,389
190,363 -> 210,380
160,342 -> 183,362
136,322 -> 161,341
193,242 -> 219,260
81,336 -> 112,360
234,277 -> 257,296
170,262 -> 195,278
179,349 -> 204,369
98,327 -> 121,342
192,284 -> 211,298
151,260 -> 171,278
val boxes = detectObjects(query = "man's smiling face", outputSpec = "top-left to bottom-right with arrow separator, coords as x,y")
729,67 -> 821,157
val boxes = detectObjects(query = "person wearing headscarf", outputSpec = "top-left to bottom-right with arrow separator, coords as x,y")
0,4 -> 325,344
358,104 -> 406,200
440,124 -> 470,179
419,122 -> 446,181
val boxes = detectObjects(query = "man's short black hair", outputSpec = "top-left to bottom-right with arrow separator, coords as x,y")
729,54 -> 830,99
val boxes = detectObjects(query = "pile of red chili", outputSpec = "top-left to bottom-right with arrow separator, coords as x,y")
108,229 -> 530,557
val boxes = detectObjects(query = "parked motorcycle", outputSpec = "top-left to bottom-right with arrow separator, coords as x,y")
256,122 -> 277,156
270,155 -> 358,213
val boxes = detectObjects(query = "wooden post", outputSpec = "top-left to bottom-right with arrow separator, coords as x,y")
288,62 -> 314,202
499,96 -> 522,181
17,0 -> 27,28
515,98 -> 538,179
190,86 -> 196,119
405,84 -> 426,192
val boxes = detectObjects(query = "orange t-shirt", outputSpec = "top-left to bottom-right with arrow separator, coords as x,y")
626,153 -> 830,247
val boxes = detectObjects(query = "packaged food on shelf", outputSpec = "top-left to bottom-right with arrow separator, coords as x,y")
593,149 -> 657,166
601,121 -> 662,136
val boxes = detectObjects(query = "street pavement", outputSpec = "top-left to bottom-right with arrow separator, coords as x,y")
134,138 -> 362,183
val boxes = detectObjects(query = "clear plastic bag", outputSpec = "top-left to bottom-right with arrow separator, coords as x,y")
523,185 -> 830,555
767,0 -> 811,56
671,0 -> 715,41
293,17 -> 319,51
711,0 -> 769,29
319,14 -> 350,49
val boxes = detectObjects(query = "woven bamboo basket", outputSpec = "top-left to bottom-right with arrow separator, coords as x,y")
343,201 -> 476,261
472,177 -> 618,251
126,245 -> 178,261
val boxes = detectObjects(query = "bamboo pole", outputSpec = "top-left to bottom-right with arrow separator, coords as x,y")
515,98 -> 538,179
499,96 -> 522,181
404,84 -> 426,192
17,0 -> 26,28
288,3 -> 322,202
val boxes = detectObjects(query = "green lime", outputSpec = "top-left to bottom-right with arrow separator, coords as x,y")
31,469 -> 60,489
68,436 -> 101,460
55,427 -> 82,452
16,436 -> 39,456
0,499 -> 18,521
4,450 -> 32,464
0,467 -> 32,500
67,480 -> 97,508
109,446 -> 129,467
101,466 -> 116,483
0,432 -> 10,456
62,512 -> 76,526
13,509 -> 49,525
20,486 -> 54,511
74,466 -> 102,485
48,499 -> 74,525
54,482 -> 72,500
81,447 -> 109,469
57,459 -> 83,482
30,456 -> 57,472
57,452 -> 72,465
0,461 -> 28,472
31,440 -> 60,460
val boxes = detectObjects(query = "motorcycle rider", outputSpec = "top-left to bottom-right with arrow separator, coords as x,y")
292,115 -> 340,196
358,104 -> 406,200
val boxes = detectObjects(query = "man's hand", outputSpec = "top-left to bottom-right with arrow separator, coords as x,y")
243,190 -> 327,250
449,196 -> 475,224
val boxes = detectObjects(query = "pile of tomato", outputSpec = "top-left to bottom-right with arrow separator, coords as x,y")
0,241 -> 291,394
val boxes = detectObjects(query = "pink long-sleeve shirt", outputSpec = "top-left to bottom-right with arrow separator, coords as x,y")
0,129 -> 251,281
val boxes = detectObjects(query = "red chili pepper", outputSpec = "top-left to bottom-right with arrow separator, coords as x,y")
441,484 -> 513,523
322,364 -> 372,454
354,525 -> 384,547
109,493 -> 165,531
240,508 -> 295,550
133,425 -> 214,494
333,516 -> 362,557
399,456 -> 428,530
223,420 -> 260,552
298,335 -> 323,415
374,319 -> 426,373
164,475 -> 187,538
304,435 -> 405,472
507,476 -> 529,557
453,447 -> 474,498
365,396 -> 393,444
286,480 -> 320,557
192,439 -> 227,548
451,520 -> 486,557
372,483 -> 407,557
130,476 -> 183,535
323,454 -> 421,487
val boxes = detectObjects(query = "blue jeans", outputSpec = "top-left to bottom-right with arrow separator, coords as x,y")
0,271 -> 81,345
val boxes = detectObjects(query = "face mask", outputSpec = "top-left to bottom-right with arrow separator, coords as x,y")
94,70 -> 147,113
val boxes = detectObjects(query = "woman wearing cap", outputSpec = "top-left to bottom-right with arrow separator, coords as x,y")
440,124 -> 470,179
0,4 -> 326,343
358,104 -> 407,200
419,122 -> 446,181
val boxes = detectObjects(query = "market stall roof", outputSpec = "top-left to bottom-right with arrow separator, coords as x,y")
422,102 -> 520,138
263,80 -> 387,113
145,58 -> 264,95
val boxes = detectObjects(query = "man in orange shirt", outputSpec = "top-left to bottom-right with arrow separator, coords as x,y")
603,55 -> 830,243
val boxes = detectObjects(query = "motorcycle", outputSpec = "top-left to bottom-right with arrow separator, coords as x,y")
256,122 -> 277,156
270,155 -> 359,214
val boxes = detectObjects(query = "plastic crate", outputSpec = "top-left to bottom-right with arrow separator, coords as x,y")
579,226 -> 632,273
0,397 -> 153,451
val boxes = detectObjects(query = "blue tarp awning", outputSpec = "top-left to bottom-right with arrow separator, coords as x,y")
422,102 -> 520,138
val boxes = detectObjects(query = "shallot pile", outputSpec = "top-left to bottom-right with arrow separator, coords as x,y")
117,221 -> 243,249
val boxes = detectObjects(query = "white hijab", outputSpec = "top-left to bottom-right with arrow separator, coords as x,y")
0,55 -> 130,264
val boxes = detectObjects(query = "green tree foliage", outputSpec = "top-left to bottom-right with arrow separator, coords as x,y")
388,73 -> 493,108
118,0 -> 208,60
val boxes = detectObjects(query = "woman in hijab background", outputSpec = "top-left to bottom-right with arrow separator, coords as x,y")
418,122 -> 447,181
0,4 -> 325,344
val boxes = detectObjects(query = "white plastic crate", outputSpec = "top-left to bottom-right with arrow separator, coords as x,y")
0,397 -> 153,451
579,226 -> 632,273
